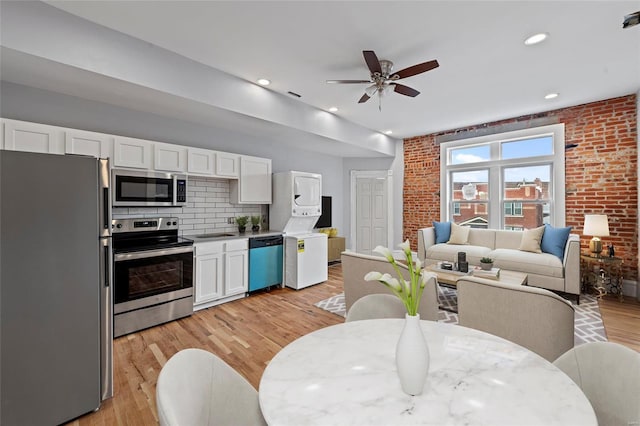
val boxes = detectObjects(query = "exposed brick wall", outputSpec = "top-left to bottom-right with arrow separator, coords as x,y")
404,94 -> 638,281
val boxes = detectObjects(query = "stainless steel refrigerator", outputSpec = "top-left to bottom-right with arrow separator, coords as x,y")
0,150 -> 113,424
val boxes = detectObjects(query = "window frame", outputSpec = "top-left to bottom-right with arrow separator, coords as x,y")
440,124 -> 566,228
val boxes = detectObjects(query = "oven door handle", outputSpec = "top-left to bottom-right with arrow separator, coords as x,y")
114,246 -> 193,261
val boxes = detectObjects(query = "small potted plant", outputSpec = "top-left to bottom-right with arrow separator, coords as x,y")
250,215 -> 261,233
480,257 -> 494,271
235,216 -> 249,233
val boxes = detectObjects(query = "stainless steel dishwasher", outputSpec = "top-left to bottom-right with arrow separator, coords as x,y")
249,235 -> 284,292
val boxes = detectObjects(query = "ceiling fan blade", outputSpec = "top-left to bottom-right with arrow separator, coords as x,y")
358,93 -> 371,103
362,50 -> 382,75
326,79 -> 372,84
392,83 -> 420,97
392,59 -> 439,80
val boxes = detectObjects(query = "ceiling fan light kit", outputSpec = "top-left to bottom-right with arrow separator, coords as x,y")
327,50 -> 439,111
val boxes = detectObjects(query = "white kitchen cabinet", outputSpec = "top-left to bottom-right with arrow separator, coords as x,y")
154,142 -> 187,172
194,238 -> 248,310
215,151 -> 239,178
187,147 -> 215,176
223,239 -> 248,296
65,129 -> 112,158
195,251 -> 223,304
230,155 -> 272,204
113,136 -> 152,169
2,119 -> 64,154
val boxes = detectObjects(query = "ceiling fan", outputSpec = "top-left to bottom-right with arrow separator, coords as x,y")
327,50 -> 439,110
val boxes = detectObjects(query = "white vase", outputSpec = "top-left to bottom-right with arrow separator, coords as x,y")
395,313 -> 430,396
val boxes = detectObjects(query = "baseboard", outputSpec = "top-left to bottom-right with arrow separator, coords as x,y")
622,279 -> 637,298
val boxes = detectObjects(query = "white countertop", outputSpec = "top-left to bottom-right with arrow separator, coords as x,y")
259,319 -> 596,426
187,230 -> 283,243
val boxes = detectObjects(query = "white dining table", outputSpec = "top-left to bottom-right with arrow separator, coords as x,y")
259,319 -> 597,426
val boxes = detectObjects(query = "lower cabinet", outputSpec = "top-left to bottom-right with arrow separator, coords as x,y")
194,239 -> 248,310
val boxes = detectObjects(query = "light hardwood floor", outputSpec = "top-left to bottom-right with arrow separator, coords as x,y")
69,263 -> 640,425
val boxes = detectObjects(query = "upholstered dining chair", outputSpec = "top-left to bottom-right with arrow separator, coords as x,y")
156,348 -> 266,426
345,293 -> 409,322
554,342 -> 640,426
341,251 -> 439,321
456,276 -> 575,362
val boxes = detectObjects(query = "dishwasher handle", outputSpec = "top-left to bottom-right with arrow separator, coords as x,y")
249,235 -> 283,249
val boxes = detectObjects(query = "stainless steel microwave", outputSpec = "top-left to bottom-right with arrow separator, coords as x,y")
112,169 -> 187,207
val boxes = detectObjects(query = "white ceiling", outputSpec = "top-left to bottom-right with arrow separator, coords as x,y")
19,1 -> 640,143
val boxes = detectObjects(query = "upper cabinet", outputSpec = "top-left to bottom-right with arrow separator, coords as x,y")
3,119 -> 64,154
155,142 -> 187,172
215,151 -> 239,178
113,136 -> 152,169
65,129 -> 112,158
188,149 -> 239,178
230,155 -> 272,204
2,119 -> 272,200
187,147 -> 215,176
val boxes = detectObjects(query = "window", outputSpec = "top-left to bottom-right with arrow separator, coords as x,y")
504,202 -> 523,216
440,124 -> 565,229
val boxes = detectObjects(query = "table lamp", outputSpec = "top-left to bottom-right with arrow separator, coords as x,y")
583,214 -> 610,256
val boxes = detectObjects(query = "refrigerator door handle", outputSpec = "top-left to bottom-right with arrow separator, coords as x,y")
100,237 -> 114,400
99,159 -> 112,237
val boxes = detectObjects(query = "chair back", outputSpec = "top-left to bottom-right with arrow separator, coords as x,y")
554,342 -> 640,426
346,294 -> 408,322
341,251 -> 439,321
457,277 -> 574,362
156,348 -> 266,426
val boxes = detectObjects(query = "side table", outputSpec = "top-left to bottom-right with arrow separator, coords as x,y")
327,236 -> 345,263
580,254 -> 624,301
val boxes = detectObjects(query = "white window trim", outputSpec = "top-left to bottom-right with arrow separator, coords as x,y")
440,123 -> 566,227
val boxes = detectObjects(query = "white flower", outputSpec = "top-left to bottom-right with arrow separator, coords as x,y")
373,245 -> 394,262
398,239 -> 411,255
364,241 -> 428,316
385,277 -> 402,291
364,271 -> 383,281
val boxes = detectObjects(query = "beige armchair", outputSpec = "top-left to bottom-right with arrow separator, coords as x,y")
554,342 -> 640,426
457,276 -> 575,362
341,251 -> 439,321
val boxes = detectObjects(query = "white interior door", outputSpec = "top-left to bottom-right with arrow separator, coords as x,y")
352,172 -> 390,255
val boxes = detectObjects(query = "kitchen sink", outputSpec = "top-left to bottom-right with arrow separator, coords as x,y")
193,233 -> 237,239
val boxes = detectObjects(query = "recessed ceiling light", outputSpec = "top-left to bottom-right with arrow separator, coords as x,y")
329,107 -> 338,112
257,78 -> 271,86
545,93 -> 559,100
384,130 -> 393,135
524,32 -> 548,46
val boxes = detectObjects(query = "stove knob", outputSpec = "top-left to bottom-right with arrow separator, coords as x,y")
116,223 -> 122,229
167,221 -> 171,226
173,221 -> 177,225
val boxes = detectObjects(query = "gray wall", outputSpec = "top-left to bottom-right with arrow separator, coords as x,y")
0,81 -> 348,234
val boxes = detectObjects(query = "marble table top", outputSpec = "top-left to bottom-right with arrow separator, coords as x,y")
259,319 -> 596,426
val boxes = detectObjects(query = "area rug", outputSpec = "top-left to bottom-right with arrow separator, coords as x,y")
314,287 -> 607,346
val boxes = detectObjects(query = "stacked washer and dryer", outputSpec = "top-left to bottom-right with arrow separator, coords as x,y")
270,171 -> 328,290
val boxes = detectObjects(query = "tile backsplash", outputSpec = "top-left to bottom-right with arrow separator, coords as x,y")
112,176 -> 263,236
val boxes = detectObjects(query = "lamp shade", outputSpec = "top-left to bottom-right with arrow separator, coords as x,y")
583,214 -> 610,237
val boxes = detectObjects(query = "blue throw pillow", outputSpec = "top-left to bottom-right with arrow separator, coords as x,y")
433,221 -> 451,244
541,224 -> 572,260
